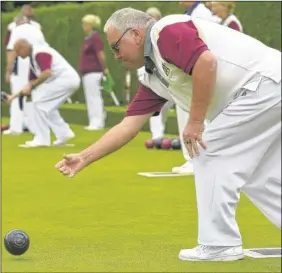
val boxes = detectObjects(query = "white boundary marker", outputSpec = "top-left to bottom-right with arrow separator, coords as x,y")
138,172 -> 192,177
244,247 -> 281,259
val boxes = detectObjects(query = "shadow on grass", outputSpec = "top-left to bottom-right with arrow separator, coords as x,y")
6,256 -> 33,262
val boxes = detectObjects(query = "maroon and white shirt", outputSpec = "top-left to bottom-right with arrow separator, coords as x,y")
29,45 -> 79,83
127,15 -> 281,121
79,31 -> 104,75
221,14 -> 243,32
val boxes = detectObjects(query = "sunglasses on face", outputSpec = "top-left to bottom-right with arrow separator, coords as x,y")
110,28 -> 132,55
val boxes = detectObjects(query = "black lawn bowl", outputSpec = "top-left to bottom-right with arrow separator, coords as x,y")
171,139 -> 181,150
154,138 -> 163,149
4,229 -> 30,256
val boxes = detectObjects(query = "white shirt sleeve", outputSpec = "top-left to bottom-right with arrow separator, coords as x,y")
31,20 -> 42,30
193,4 -> 216,22
7,22 -> 15,31
7,24 -> 48,50
6,28 -> 18,50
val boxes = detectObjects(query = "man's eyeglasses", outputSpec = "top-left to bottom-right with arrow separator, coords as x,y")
110,28 -> 132,55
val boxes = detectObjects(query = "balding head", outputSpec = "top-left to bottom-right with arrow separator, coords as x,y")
14,39 -> 31,58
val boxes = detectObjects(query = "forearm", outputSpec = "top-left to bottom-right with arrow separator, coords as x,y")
6,50 -> 16,73
80,115 -> 149,166
97,51 -> 108,72
9,90 -> 23,101
190,52 -> 217,123
30,70 -> 52,88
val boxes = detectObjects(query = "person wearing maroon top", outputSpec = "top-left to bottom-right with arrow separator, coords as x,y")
56,8 -> 281,262
212,2 -> 243,32
11,39 -> 79,147
79,14 -> 109,131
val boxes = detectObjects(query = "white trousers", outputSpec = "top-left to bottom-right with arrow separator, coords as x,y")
192,78 -> 281,246
24,101 -> 36,134
82,72 -> 105,128
10,75 -> 25,133
31,73 -> 80,145
9,57 -> 30,132
149,101 -> 174,139
176,105 -> 190,161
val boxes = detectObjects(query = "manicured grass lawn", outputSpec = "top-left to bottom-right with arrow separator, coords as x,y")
2,117 -> 281,272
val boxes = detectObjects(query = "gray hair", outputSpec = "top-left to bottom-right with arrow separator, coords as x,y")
104,8 -> 154,33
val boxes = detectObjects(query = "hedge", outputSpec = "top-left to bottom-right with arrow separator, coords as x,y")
1,2 -> 281,105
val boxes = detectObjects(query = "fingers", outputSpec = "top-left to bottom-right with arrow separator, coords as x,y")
184,137 -> 207,158
63,154 -> 75,162
69,172 -> 75,178
59,165 -> 69,174
55,154 -> 79,178
63,154 -> 70,160
55,160 -> 70,175
57,164 -> 76,178
186,140 -> 199,158
198,138 -> 207,150
185,141 -> 194,158
55,160 -> 65,169
192,139 -> 199,156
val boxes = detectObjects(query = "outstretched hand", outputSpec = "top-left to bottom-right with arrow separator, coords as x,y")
55,153 -> 86,178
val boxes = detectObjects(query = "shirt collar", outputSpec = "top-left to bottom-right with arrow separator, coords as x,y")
144,21 -> 155,59
143,21 -> 170,88
85,30 -> 97,40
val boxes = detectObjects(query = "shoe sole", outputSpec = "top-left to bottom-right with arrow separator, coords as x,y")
18,144 -> 50,148
3,132 -> 22,136
179,253 -> 244,262
52,143 -> 75,147
52,135 -> 75,146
